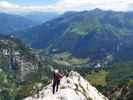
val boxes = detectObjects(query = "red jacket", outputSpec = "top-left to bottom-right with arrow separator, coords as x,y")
53,72 -> 63,81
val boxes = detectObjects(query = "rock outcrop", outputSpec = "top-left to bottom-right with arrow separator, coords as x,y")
24,71 -> 108,100
0,37 -> 42,81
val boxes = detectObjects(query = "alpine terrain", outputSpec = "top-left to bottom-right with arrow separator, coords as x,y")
24,71 -> 108,100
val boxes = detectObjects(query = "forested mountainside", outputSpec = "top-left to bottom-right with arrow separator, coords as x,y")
15,9 -> 133,62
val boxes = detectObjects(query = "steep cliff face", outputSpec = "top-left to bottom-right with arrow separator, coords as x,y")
24,71 -> 108,100
0,35 -> 41,81
0,36 -> 51,99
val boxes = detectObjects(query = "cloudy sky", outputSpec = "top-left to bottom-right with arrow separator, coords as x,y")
0,0 -> 133,13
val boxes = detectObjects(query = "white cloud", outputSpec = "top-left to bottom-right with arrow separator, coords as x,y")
0,1 -> 52,13
0,0 -> 133,13
0,1 -> 17,8
54,0 -> 133,12
0,1 -> 20,12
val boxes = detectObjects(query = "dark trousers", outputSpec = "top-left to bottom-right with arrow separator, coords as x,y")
53,80 -> 60,94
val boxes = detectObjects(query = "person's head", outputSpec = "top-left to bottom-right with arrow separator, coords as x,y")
54,69 -> 59,73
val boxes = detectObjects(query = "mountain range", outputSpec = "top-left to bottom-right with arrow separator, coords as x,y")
15,9 -> 133,61
0,12 -> 38,34
22,12 -> 59,24
0,9 -> 133,99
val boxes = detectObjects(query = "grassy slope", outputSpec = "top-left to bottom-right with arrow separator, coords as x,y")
86,70 -> 108,86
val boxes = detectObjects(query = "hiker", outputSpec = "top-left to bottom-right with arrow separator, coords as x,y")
53,69 -> 63,94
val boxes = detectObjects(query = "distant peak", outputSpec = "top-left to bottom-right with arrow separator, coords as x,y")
94,8 -> 102,11
63,11 -> 77,16
90,8 -> 103,12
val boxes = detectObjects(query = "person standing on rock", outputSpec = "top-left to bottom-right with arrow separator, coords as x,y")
53,69 -> 63,94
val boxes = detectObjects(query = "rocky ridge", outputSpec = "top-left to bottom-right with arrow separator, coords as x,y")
24,71 -> 108,100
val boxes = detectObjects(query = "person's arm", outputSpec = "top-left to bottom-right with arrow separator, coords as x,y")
58,73 -> 63,79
